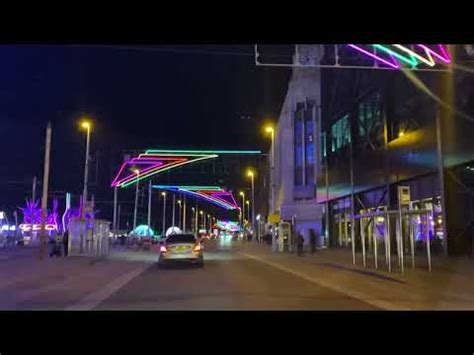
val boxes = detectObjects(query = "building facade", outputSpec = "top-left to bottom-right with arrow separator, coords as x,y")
270,46 -> 325,246
270,45 -> 474,257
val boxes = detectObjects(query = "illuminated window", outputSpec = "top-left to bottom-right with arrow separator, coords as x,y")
331,114 -> 351,152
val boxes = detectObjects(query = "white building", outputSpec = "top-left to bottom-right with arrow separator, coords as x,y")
270,45 -> 325,247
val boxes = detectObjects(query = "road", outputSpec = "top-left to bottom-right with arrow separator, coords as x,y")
95,239 -> 378,310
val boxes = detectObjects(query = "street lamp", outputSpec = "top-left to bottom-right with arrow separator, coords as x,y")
80,119 -> 92,209
239,191 -> 245,233
177,199 -> 182,230
199,210 -> 204,229
161,191 -> 167,235
265,124 -> 277,251
246,169 -> 255,242
246,200 -> 250,223
133,169 -> 140,230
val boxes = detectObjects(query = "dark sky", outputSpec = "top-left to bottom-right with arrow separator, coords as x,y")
0,44 -> 291,214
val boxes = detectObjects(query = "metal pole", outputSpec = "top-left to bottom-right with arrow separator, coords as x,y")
241,194 -> 245,233
410,215 -> 415,269
373,217 -> 378,269
251,175 -> 255,242
270,130 -> 277,251
398,207 -> 404,274
83,125 -> 91,208
113,186 -> 118,237
32,176 -> 37,202
195,201 -> 198,234
172,194 -> 176,227
361,218 -> 366,267
425,213 -> 432,272
183,197 -> 187,232
162,193 -> 167,234
147,180 -> 152,227
133,177 -> 139,230
117,204 -> 121,232
387,212 -> 391,272
40,121 -> 52,260
436,108 -> 448,255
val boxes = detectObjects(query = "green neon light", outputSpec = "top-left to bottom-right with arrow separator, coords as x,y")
146,149 -> 261,154
120,155 -> 217,188
372,45 -> 418,67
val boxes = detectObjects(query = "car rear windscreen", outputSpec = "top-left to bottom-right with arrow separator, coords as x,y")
166,234 -> 196,243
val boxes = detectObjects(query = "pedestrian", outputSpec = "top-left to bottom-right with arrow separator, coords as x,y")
296,231 -> 304,256
63,230 -> 69,257
309,229 -> 316,254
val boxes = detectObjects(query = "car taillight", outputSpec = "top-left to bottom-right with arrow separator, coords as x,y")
160,245 -> 168,252
193,244 -> 202,252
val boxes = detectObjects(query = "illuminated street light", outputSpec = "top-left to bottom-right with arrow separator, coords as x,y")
246,169 -> 255,242
133,169 -> 140,229
80,118 -> 92,210
265,124 -> 277,251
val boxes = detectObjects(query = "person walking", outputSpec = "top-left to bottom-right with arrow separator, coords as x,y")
296,231 -> 304,256
309,229 -> 317,254
62,230 -> 69,257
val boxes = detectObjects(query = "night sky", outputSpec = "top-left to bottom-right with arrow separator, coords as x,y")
0,44 -> 291,220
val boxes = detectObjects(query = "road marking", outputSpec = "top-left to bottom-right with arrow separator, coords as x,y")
239,251 -> 409,310
65,264 -> 150,310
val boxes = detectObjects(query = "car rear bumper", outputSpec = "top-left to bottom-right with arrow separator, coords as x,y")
158,252 -> 203,263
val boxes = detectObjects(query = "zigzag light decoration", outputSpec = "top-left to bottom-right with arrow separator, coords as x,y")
153,185 -> 240,210
112,153 -> 218,188
347,44 -> 451,69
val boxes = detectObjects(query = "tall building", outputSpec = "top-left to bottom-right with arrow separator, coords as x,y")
270,45 -> 474,256
270,46 -> 325,246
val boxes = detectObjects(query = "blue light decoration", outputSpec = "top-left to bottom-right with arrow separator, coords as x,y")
152,185 -> 239,210
131,224 -> 154,237
215,220 -> 241,232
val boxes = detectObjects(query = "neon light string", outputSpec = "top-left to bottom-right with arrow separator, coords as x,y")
175,189 -> 234,210
112,161 -> 170,187
117,161 -> 185,187
205,191 -> 239,209
372,45 -> 419,67
146,149 -> 261,154
213,191 -> 239,209
347,44 -> 400,69
202,192 -> 237,209
179,189 -> 236,210
393,44 -> 436,67
112,161 -> 168,187
152,185 -> 223,191
417,45 -> 451,63
115,157 -> 193,187
139,153 -> 219,158
117,156 -> 214,187
120,155 -> 217,188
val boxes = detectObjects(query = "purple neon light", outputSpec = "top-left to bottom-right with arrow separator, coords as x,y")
416,44 -> 451,63
347,44 -> 400,69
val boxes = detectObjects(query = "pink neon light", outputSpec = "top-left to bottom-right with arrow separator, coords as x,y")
114,159 -> 187,187
347,44 -> 400,69
416,45 -> 451,63
112,161 -> 166,186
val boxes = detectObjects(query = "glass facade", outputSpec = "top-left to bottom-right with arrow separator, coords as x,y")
331,114 -> 351,152
293,100 -> 317,196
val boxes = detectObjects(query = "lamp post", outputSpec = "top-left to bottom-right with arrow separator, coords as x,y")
183,196 -> 187,233
177,199 -> 182,230
80,120 -> 92,209
207,214 -> 210,233
265,125 -> 277,251
246,200 -> 250,225
199,210 -> 204,230
247,169 -> 255,242
133,169 -> 140,230
172,194 -> 176,227
239,191 -> 245,233
161,191 -> 167,235
191,207 -> 196,234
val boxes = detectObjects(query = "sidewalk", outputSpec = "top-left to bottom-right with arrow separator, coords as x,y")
237,243 -> 474,310
0,247 -> 150,310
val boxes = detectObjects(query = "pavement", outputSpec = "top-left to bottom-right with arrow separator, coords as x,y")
0,240 -> 472,310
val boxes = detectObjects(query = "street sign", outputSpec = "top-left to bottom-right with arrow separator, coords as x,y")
268,214 -> 280,224
398,186 -> 411,205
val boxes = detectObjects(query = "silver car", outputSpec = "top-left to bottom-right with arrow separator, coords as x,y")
158,234 -> 204,268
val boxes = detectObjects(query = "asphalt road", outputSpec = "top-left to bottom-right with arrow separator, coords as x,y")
96,240 -> 378,310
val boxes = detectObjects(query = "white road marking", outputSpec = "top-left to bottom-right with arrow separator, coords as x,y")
239,251 -> 409,310
65,264 -> 150,310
